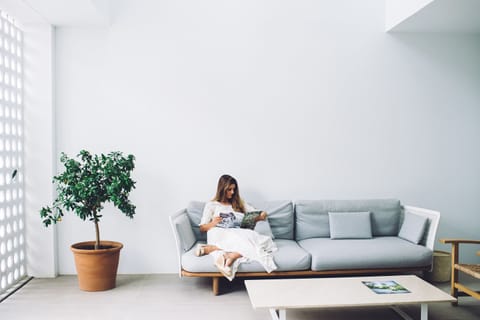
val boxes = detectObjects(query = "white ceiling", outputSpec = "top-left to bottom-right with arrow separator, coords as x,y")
0,0 -> 479,32
0,0 -> 110,26
388,0 -> 480,33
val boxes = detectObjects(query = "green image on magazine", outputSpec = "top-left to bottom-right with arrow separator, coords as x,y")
240,211 -> 263,229
362,280 -> 410,294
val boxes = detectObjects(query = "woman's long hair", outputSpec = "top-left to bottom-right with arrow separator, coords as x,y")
213,174 -> 246,213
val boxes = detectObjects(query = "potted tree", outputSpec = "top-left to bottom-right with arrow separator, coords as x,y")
40,150 -> 136,291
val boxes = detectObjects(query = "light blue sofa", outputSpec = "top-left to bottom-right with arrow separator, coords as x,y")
170,199 -> 440,295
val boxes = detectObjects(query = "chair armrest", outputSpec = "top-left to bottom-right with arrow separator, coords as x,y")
439,239 -> 480,266
440,239 -> 480,245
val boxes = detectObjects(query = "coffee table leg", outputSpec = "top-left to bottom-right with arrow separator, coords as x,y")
391,306 -> 414,320
269,308 -> 286,320
421,303 -> 428,320
391,304 -> 428,320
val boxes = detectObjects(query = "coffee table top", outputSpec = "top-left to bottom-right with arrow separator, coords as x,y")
245,275 -> 456,309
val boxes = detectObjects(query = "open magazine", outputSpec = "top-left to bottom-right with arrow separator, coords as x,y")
240,211 -> 263,229
216,211 -> 264,229
216,212 -> 238,228
362,280 -> 410,294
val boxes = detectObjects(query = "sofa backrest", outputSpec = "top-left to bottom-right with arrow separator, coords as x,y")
186,200 -> 295,240
295,199 -> 401,241
251,200 -> 295,240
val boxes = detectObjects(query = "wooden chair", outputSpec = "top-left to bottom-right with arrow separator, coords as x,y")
440,239 -> 480,305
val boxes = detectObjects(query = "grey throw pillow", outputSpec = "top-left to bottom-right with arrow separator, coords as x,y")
398,212 -> 428,244
251,201 -> 294,239
254,219 -> 275,239
328,211 -> 372,239
175,213 -> 196,252
187,201 -> 207,241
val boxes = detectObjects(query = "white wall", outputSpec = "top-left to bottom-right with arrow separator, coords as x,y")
24,23 -> 57,277
48,0 -> 480,274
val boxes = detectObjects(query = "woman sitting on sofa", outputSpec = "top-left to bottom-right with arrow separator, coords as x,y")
197,174 -> 277,280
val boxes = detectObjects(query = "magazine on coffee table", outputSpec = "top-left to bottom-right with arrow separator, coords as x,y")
362,280 -> 410,294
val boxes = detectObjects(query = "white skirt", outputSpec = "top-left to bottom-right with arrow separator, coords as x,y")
207,227 -> 277,280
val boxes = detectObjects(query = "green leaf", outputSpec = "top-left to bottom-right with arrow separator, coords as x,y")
39,150 -> 137,242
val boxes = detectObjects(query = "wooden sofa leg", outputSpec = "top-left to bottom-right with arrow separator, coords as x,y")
212,277 -> 220,295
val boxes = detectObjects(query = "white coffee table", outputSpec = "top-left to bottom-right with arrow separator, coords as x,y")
245,275 -> 456,320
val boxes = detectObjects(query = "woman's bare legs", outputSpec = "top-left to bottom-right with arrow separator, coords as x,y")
203,245 -> 242,264
206,246 -> 241,266
200,245 -> 242,274
203,245 -> 220,254
195,244 -> 220,257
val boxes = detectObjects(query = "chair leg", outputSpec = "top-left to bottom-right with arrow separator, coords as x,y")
451,243 -> 459,306
212,277 -> 220,295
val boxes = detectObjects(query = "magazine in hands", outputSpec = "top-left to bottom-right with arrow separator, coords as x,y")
241,211 -> 263,229
216,212 -> 237,228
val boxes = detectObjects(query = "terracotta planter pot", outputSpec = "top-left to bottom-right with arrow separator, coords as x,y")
70,241 -> 123,291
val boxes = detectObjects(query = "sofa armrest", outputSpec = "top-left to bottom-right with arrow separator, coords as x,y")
403,205 -> 440,251
169,208 -> 189,277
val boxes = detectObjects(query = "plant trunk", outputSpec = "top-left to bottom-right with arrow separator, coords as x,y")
94,211 -> 100,250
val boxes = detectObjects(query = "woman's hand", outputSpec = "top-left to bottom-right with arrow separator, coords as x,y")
200,216 -> 222,233
255,211 -> 268,222
212,216 -> 222,225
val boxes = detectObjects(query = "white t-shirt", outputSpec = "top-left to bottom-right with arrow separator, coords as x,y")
199,200 -> 256,226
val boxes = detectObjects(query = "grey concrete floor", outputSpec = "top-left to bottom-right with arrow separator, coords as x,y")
0,274 -> 479,320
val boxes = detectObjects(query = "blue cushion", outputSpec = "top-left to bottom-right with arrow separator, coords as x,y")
328,212 -> 372,239
299,237 -> 433,271
398,212 -> 428,244
252,201 -> 295,239
181,239 -> 311,272
174,213 -> 196,252
295,199 -> 401,241
187,201 -> 206,241
254,219 -> 275,239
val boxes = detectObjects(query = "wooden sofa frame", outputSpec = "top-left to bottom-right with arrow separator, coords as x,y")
182,266 -> 431,296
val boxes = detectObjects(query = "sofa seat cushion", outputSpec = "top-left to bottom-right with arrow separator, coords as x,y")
266,239 -> 311,272
181,239 -> 311,273
298,236 -> 432,271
